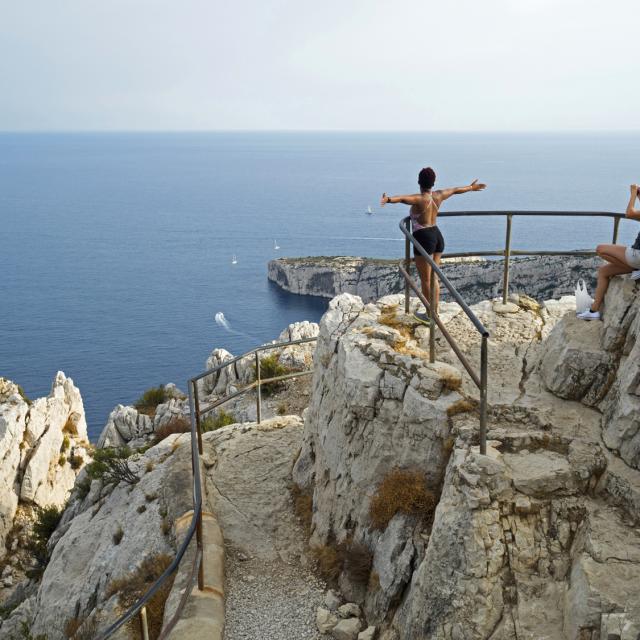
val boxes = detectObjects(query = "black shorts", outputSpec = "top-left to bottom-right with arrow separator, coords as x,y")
413,226 -> 445,257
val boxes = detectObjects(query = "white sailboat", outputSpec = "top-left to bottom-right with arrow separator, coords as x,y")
231,255 -> 237,265
274,240 -> 280,250
366,205 -> 373,215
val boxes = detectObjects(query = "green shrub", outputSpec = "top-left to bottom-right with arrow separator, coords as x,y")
253,354 -> 290,395
75,476 -> 91,500
20,621 -> 47,640
134,386 -> 167,416
17,386 -> 32,405
68,452 -> 84,470
86,447 -> 139,486
58,455 -> 66,467
60,436 -> 70,453
201,410 -> 236,432
28,505 -> 63,568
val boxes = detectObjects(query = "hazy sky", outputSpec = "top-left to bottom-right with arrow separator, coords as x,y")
1,0 -> 637,131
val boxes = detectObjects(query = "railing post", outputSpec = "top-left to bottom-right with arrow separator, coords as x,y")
192,381 -> 203,455
429,267 -> 436,364
479,336 -> 488,456
196,508 -> 204,591
613,217 -> 620,244
502,214 -> 513,305
139,607 -> 150,640
255,351 -> 262,424
404,222 -> 411,314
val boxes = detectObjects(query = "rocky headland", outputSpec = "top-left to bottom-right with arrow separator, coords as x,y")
267,255 -> 600,304
2,273 -> 640,640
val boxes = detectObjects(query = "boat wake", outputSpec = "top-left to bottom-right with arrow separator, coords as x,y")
214,312 -> 260,341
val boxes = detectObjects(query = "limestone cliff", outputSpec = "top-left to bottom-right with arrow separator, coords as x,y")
294,283 -> 640,639
268,255 -> 600,304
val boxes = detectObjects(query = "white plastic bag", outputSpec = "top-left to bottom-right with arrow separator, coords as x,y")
575,279 -> 593,314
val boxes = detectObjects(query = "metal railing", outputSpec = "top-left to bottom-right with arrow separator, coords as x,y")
97,337 -> 317,639
399,210 -> 626,455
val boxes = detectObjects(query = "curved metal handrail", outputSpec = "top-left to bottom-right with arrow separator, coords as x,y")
97,336 -> 317,639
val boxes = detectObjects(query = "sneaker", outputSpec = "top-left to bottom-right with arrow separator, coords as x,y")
631,270 -> 640,281
413,311 -> 430,324
577,309 -> 601,321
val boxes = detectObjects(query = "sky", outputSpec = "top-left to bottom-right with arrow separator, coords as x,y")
0,0 -> 638,131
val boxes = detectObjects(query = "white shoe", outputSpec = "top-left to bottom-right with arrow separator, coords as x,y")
631,270 -> 640,281
577,309 -> 601,321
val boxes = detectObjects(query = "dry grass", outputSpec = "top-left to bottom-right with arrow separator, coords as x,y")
291,484 -> 313,535
63,416 -> 78,435
311,545 -> 341,583
342,542 -> 372,586
369,469 -> 436,531
439,370 -> 462,391
153,416 -> 190,444
446,398 -> 476,417
378,306 -> 413,341
63,615 -> 97,639
105,554 -> 174,640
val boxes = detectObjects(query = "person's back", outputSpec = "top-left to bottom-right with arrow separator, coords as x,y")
410,191 -> 441,230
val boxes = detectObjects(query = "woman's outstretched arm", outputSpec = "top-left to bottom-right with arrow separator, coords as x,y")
626,184 -> 640,220
380,193 -> 420,206
438,179 -> 487,201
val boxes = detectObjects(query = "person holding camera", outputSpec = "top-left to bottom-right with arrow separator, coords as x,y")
578,184 -> 640,320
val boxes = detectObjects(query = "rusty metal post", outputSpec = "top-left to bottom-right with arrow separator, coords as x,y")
255,351 -> 262,424
404,227 -> 411,314
429,267 -> 436,363
192,381 -> 203,455
613,217 -> 620,244
502,214 -> 513,305
196,508 -> 204,591
139,607 -> 150,640
479,336 -> 488,456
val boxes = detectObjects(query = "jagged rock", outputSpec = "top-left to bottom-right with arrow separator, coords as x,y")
201,348 -> 237,396
317,607 -> 339,633
0,373 -> 89,560
97,403 -> 153,448
324,589 -> 342,611
332,617 -> 363,640
503,451 -> 573,496
338,603 -> 362,619
277,321 -> 319,370
153,398 -> 189,429
358,627 -> 377,640
23,434 -> 193,638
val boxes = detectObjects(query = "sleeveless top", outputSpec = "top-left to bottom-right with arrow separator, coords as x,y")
410,193 -> 439,231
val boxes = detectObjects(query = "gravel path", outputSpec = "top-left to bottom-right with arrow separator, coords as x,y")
223,550 -> 326,640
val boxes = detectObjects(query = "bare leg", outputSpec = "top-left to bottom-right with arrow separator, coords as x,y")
415,256 -> 431,308
592,263 -> 632,311
596,244 -> 632,269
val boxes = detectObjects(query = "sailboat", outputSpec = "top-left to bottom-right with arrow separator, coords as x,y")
274,240 -> 280,250
231,255 -> 237,265
366,206 -> 373,215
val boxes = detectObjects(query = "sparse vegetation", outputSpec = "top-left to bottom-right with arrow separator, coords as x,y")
105,554 -> 175,640
446,398 -> 476,417
19,621 -> 47,640
60,436 -> 70,453
145,461 -> 154,473
201,410 -> 236,432
369,468 -> 436,531
291,484 -> 313,535
160,518 -> 171,536
311,540 -> 373,586
343,542 -> 373,586
145,492 -> 158,502
75,476 -> 92,500
58,454 -> 67,467
113,526 -> 124,545
152,416 -> 190,443
68,452 -> 84,470
86,447 -> 139,486
253,354 -> 290,395
277,402 -> 288,415
134,386 -> 167,416
63,614 -> 97,640
28,505 -> 63,568
17,385 -> 32,405
62,416 -> 78,435
311,545 -> 341,583
137,504 -> 147,514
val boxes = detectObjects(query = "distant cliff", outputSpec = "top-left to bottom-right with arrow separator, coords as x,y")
268,255 -> 600,304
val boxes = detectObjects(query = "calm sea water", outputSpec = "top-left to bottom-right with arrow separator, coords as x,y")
1,132 -> 639,439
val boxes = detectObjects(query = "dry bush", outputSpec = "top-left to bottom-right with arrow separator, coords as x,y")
153,416 -> 190,444
63,416 -> 78,435
342,542 -> 372,586
446,398 -> 476,417
439,370 -> 462,391
378,306 -> 413,341
369,469 -> 436,531
291,484 -> 313,535
311,545 -> 342,583
63,615 -> 97,640
105,553 -> 174,640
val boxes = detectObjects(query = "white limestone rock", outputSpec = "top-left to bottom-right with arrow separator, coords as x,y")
332,617 -> 363,640
317,607 -> 340,633
97,403 -> 153,448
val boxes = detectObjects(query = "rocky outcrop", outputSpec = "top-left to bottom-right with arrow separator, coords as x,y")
294,288 -> 640,639
0,373 -> 90,559
541,276 -> 640,470
268,255 -> 600,304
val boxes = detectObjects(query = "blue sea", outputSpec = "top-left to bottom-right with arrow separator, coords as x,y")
1,132 -> 639,440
